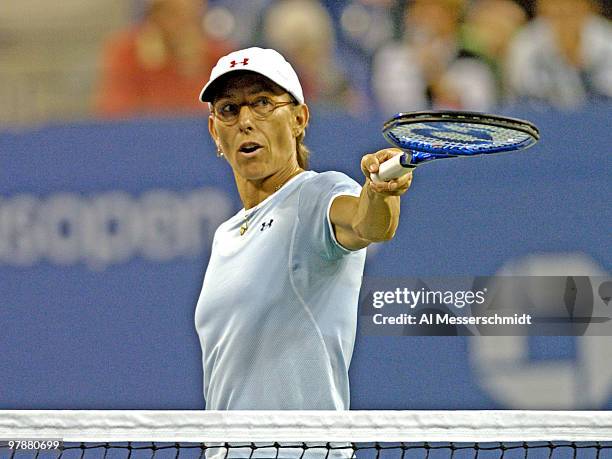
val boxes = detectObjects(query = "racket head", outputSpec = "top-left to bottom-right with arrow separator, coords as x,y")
382,111 -> 540,156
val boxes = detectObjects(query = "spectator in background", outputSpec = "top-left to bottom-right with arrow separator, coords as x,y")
334,0 -> 397,55
95,0 -> 232,118
372,0 -> 495,112
506,0 -> 612,108
262,0 -> 364,113
456,0 -> 527,107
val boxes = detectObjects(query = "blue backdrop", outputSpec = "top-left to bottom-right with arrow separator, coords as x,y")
1,105 -> 610,410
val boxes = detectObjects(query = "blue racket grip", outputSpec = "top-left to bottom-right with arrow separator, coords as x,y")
371,152 -> 415,183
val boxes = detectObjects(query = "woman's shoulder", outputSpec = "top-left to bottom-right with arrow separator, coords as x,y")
300,170 -> 360,188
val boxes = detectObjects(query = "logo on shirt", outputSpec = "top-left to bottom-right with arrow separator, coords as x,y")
260,219 -> 273,231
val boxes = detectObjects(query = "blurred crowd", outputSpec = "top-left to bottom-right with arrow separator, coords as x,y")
0,0 -> 610,126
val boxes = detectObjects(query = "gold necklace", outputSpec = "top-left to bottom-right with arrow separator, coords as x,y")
239,168 -> 302,236
239,215 -> 249,236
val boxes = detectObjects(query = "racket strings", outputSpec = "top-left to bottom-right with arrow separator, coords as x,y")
387,122 -> 534,154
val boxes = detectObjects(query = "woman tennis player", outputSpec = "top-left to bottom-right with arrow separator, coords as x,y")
194,47 -> 412,410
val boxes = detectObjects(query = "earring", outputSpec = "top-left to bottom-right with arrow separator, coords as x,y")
216,145 -> 224,158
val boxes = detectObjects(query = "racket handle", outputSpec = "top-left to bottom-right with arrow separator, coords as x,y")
371,152 -> 415,183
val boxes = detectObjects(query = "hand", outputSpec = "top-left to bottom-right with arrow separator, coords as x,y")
361,148 -> 413,196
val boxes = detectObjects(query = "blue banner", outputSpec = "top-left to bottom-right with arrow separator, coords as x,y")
1,106 -> 610,409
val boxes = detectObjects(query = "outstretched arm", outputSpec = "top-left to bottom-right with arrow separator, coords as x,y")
330,148 -> 413,251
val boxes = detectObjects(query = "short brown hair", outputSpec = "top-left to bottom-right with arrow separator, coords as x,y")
289,95 -> 310,169
296,129 -> 310,169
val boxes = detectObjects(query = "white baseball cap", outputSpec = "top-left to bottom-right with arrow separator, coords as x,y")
199,47 -> 304,104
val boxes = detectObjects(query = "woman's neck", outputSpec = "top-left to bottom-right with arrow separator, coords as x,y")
236,166 -> 304,210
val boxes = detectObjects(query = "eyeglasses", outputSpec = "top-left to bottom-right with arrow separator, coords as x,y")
212,96 -> 294,124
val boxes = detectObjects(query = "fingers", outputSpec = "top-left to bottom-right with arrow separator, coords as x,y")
368,169 -> 413,196
361,148 -> 412,196
361,148 -> 403,177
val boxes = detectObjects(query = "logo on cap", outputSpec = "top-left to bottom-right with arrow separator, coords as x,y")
230,58 -> 249,68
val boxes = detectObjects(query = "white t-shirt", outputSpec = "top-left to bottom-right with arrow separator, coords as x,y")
195,170 -> 367,410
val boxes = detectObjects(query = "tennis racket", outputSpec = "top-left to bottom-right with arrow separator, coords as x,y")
371,111 -> 540,182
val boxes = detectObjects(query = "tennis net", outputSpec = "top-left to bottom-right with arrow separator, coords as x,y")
0,410 -> 611,459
